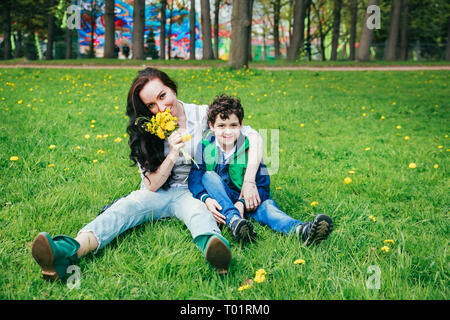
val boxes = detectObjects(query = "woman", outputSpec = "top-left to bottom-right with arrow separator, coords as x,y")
31,68 -> 263,280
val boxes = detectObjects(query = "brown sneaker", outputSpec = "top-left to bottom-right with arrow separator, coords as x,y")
205,235 -> 232,274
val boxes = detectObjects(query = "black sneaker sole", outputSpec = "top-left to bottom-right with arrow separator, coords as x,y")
232,219 -> 256,242
305,214 -> 333,246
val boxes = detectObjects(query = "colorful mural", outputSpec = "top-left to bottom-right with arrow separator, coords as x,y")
76,0 -> 202,59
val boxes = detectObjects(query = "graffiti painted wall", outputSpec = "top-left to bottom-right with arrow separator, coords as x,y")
76,0 -> 204,59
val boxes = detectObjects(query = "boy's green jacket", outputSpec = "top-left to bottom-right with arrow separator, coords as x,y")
187,131 -> 270,204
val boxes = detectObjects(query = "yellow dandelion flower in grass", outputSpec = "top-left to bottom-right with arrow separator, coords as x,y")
275,186 -> 282,190
438,145 -> 443,149
294,259 -> 305,265
123,133 -> 128,138
369,215 -> 376,222
97,149 -> 105,154
254,269 -> 267,283
84,134 -> 90,139
380,116 -> 386,120
238,284 -> 252,292
300,123 -> 305,128
310,201 -> 319,207
344,177 -> 352,184
114,106 -> 119,110
383,239 -> 395,245
114,137 -> 122,143
433,164 -> 439,169
10,156 -> 19,161
75,146 -> 81,150
396,125 -> 402,129
18,100 -> 23,104
365,147 -> 371,151
48,164 -> 55,168
381,246 -> 390,253
362,113 -> 367,117
96,135 -> 103,139
49,145 -> 56,150
348,170 -> 355,174
404,136 -> 410,140
90,125 -> 95,128
409,163 -> 417,169
91,120 -> 96,124
392,102 -> 397,105
92,159 -> 98,163
248,115 -> 252,119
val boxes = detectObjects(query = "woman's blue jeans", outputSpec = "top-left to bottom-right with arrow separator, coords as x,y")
201,171 -> 302,235
78,186 -> 221,254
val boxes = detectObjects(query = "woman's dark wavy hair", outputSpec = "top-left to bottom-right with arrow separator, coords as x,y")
126,67 -> 177,189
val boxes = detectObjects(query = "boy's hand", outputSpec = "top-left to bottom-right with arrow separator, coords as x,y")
240,181 -> 261,211
205,197 -> 226,224
234,201 -> 244,219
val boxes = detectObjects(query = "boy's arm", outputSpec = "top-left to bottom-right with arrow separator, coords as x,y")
255,163 -> 271,204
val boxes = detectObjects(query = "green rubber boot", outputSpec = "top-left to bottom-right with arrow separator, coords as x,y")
31,232 -> 80,281
194,233 -> 231,274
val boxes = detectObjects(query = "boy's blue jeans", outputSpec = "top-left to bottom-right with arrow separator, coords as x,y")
201,171 -> 303,235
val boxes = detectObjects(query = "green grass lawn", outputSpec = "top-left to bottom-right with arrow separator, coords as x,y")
0,67 -> 448,299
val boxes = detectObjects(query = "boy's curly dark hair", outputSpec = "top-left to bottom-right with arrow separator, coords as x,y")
208,94 -> 244,125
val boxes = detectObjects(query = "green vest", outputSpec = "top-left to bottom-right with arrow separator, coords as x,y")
202,135 -> 249,190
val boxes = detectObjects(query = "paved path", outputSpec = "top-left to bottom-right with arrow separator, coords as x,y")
1,64 -> 449,71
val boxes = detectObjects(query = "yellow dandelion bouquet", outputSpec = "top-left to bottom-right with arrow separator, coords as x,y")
135,109 -> 198,168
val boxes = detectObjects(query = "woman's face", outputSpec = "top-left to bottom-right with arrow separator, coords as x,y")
139,78 -> 179,116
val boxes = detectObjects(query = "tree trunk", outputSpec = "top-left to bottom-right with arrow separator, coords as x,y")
132,0 -> 145,59
446,16 -> 450,61
273,0 -> 281,59
330,0 -> 342,61
228,0 -> 251,69
160,0 -> 166,60
349,0 -> 357,60
287,0 -> 306,61
46,1 -> 56,60
189,0 -> 196,60
14,30 -> 23,58
104,0 -> 115,58
89,0 -> 96,58
247,0 -> 254,62
2,1 -> 12,59
357,0 -> 378,61
214,0 -> 220,59
201,0 -> 214,59
168,0 -> 174,59
399,0 -> 408,60
65,27 -> 73,59
384,0 -> 401,61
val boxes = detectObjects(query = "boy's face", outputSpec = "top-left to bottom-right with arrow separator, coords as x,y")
209,113 -> 243,151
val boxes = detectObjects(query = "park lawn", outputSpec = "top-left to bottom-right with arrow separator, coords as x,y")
0,67 -> 448,300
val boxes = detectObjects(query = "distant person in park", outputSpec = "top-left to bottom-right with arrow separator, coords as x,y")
122,44 -> 130,59
188,94 -> 334,244
31,68 -> 263,280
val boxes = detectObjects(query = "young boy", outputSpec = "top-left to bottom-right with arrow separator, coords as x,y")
188,94 -> 333,244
